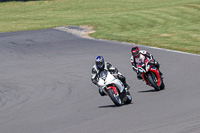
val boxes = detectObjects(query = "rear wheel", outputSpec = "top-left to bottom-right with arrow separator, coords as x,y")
147,73 -> 160,91
124,91 -> 132,104
107,89 -> 122,106
160,78 -> 165,90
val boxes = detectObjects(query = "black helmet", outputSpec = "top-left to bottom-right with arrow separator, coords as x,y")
95,56 -> 104,69
131,46 -> 139,57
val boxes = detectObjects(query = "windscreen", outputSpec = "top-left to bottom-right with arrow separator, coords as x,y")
99,70 -> 108,81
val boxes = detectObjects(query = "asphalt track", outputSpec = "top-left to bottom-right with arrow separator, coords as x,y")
0,29 -> 200,133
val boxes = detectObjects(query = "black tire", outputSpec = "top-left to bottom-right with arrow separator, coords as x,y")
147,73 -> 160,91
107,89 -> 122,106
160,78 -> 165,90
124,91 -> 132,104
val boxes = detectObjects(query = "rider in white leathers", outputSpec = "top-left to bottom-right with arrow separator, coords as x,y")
91,56 -> 130,96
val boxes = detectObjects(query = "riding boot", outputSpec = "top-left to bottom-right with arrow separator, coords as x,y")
159,70 -> 164,79
137,73 -> 142,80
154,61 -> 160,69
124,83 -> 130,90
99,88 -> 106,96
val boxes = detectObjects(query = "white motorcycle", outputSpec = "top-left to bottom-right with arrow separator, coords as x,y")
97,70 -> 132,106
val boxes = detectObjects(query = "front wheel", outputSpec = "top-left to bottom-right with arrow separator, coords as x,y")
107,89 -> 122,106
147,73 -> 160,91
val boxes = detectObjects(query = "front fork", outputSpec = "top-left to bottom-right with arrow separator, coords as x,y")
107,86 -> 118,95
142,73 -> 150,85
107,85 -> 126,101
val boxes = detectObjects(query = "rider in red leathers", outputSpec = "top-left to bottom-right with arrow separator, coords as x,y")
130,46 -> 163,80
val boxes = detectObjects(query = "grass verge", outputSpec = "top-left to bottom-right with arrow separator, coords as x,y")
0,0 -> 199,54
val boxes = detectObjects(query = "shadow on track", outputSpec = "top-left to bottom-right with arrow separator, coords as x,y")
98,105 -> 117,108
138,88 -> 165,93
138,89 -> 157,93
98,103 -> 133,108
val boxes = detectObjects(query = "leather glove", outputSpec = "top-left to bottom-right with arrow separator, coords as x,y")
92,79 -> 97,85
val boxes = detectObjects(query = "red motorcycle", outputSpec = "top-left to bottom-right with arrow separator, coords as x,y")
137,58 -> 165,91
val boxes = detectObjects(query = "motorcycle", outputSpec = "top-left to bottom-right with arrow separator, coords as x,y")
137,58 -> 165,91
97,70 -> 132,106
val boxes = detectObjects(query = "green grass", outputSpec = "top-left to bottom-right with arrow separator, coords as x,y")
0,0 -> 199,54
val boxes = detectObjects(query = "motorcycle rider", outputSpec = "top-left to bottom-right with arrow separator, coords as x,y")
130,46 -> 163,80
91,56 -> 130,96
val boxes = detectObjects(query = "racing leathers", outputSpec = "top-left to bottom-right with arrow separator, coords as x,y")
130,50 -> 161,79
91,62 -> 129,96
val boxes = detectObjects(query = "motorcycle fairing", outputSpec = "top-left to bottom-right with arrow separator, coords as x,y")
98,70 -> 125,94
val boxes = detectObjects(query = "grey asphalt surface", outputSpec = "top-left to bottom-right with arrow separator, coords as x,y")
0,29 -> 200,133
